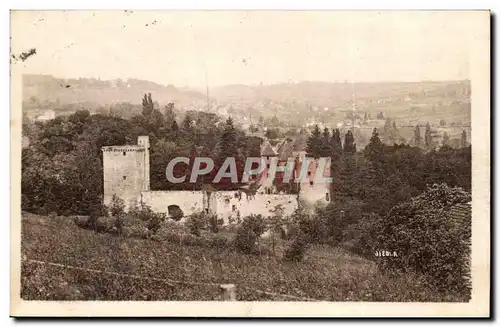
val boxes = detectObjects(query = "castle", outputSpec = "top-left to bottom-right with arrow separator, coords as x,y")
102,136 -> 331,224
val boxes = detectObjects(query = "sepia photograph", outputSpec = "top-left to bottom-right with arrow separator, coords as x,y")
9,10 -> 490,317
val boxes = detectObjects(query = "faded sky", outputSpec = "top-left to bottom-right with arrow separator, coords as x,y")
11,11 -> 481,88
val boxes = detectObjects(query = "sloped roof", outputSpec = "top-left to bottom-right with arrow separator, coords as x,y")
261,141 -> 277,156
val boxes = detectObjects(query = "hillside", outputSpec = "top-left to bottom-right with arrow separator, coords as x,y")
22,74 -> 207,112
21,213 -> 452,301
212,80 -> 471,107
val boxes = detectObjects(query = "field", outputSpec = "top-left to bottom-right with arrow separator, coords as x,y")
21,212 -> 454,302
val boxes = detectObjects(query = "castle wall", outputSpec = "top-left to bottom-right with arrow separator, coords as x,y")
140,191 -> 205,218
211,191 -> 298,224
139,190 -> 298,224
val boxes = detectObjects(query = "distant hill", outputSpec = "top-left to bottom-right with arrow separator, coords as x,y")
22,74 -> 207,112
211,80 -> 471,128
211,80 -> 471,108
22,75 -> 470,128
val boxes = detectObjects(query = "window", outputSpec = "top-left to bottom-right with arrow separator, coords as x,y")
326,192 -> 330,201
224,198 -> 230,204
310,181 -> 314,186
123,151 -> 126,156
123,176 -> 127,180
232,205 -> 237,212
307,171 -> 312,176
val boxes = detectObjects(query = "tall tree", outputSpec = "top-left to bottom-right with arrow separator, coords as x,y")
218,117 -> 238,162
364,128 -> 384,163
343,130 -> 356,155
182,113 -> 193,131
170,120 -> 179,138
319,127 -> 331,157
414,125 -> 422,147
330,129 -> 343,160
329,129 -> 343,201
142,93 -> 154,116
164,102 -> 176,125
461,130 -> 467,148
306,125 -> 322,158
425,122 -> 432,149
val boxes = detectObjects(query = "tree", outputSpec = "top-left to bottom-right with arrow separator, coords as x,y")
414,125 -> 422,147
268,204 -> 286,256
461,130 -> 467,147
364,128 -> 384,163
424,122 -> 432,148
319,127 -> 331,157
343,130 -> 356,155
329,129 -> 343,200
142,93 -> 154,116
234,214 -> 267,254
265,128 -> 279,140
164,102 -> 176,124
216,117 -> 238,174
306,125 -> 322,158
182,113 -> 193,131
442,132 -> 450,147
374,184 -> 471,299
170,120 -> 179,137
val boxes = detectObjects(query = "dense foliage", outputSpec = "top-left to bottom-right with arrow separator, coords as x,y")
234,214 -> 267,254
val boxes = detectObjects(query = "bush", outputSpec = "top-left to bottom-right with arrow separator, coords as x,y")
341,213 -> 381,257
234,214 -> 267,254
373,184 -> 471,298
283,231 -> 310,262
128,203 -> 166,235
108,195 -> 125,217
208,214 -> 219,233
94,216 -> 116,233
185,212 -> 207,236
205,233 -> 230,249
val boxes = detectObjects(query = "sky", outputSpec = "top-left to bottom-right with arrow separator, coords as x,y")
11,11 -> 481,89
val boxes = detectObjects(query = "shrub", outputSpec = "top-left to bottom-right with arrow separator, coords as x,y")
373,184 -> 471,298
74,216 -> 91,229
234,214 -> 267,254
314,197 -> 364,245
94,216 -> 115,233
208,214 -> 219,233
109,195 -> 125,217
205,233 -> 230,249
185,212 -> 207,236
341,213 -> 381,257
128,203 -> 166,235
283,230 -> 310,262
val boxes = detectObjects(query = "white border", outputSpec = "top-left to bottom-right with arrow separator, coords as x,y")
4,3 -> 495,321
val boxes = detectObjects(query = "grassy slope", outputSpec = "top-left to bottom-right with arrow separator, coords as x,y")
21,213 -> 451,301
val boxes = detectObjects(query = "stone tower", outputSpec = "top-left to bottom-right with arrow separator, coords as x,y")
102,136 -> 150,210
